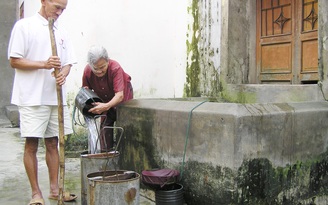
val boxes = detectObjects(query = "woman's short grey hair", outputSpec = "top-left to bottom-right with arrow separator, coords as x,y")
87,45 -> 109,67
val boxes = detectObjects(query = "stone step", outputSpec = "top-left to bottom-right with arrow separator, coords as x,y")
4,105 -> 19,127
0,114 -> 13,128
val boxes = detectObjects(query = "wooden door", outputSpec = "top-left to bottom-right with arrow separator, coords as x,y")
256,0 -> 318,84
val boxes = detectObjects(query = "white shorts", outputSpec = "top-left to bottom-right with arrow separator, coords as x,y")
18,105 -> 73,138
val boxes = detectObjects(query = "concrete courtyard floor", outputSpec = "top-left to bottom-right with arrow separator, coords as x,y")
0,115 -> 155,205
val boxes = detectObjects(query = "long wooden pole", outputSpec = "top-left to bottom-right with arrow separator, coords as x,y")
48,18 -> 65,205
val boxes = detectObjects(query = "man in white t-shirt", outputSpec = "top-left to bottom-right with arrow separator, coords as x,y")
8,0 -> 77,204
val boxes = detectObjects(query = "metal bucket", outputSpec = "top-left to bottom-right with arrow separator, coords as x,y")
75,87 -> 103,117
155,183 -> 184,205
87,170 -> 140,205
81,151 -> 120,205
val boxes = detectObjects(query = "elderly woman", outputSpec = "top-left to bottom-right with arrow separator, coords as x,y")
82,45 -> 133,151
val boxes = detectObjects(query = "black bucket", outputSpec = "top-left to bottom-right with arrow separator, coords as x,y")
75,87 -> 103,117
155,183 -> 184,205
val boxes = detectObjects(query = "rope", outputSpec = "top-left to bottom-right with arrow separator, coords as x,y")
318,81 -> 328,101
72,105 -> 84,135
180,100 -> 207,180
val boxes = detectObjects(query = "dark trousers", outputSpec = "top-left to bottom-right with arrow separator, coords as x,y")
100,108 -> 116,152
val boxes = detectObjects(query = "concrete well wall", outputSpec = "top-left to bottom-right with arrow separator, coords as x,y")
117,99 -> 328,204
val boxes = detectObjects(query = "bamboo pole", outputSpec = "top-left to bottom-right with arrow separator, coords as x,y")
48,18 -> 65,205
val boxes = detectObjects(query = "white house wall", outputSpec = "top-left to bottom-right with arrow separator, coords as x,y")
23,0 -> 190,99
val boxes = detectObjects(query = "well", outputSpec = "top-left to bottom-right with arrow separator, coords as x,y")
117,99 -> 328,204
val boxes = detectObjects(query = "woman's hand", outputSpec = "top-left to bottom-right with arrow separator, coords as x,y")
88,102 -> 110,115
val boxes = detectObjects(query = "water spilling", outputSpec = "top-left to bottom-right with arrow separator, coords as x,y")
74,87 -> 105,154
84,116 -> 101,154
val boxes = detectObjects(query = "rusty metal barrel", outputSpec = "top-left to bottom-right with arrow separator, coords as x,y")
87,170 -> 140,205
80,151 -> 120,205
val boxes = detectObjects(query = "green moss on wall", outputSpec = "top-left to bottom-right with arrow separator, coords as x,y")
221,90 -> 257,103
182,161 -> 235,204
184,0 -> 201,97
118,108 -> 162,174
184,1 -> 222,98
236,156 -> 328,204
203,58 -> 221,97
117,103 -> 328,204
219,86 -> 257,103
178,153 -> 328,205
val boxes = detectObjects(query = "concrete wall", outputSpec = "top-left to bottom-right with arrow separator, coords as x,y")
117,99 -> 328,204
220,0 -> 256,85
185,0 -> 221,97
0,1 -> 17,114
319,0 -> 328,94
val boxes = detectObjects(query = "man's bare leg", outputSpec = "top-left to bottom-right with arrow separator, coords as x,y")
45,137 -> 59,197
24,137 -> 43,200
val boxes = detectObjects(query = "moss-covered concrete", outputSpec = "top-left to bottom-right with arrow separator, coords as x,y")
235,155 -> 328,205
117,107 -> 162,173
223,84 -> 325,103
181,161 -> 235,204
185,0 -> 201,97
178,155 -> 328,205
117,99 -> 328,204
185,0 -> 221,98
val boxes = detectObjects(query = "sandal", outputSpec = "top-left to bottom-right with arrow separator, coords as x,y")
28,198 -> 45,205
48,191 -> 77,202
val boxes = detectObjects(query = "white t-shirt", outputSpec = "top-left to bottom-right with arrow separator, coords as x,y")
8,13 -> 76,106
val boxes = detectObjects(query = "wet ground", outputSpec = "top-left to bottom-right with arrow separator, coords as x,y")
0,115 -> 155,205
